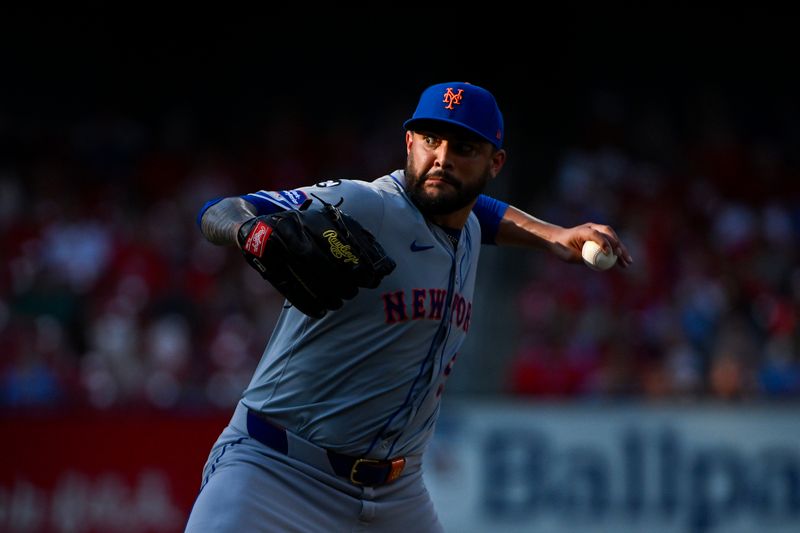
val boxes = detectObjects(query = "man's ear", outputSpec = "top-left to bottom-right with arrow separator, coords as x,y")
490,149 -> 507,178
405,130 -> 413,154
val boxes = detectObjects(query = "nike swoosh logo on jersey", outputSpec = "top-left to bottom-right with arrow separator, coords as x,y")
410,240 -> 435,252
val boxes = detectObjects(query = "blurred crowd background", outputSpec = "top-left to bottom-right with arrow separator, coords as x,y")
2,15 -> 799,412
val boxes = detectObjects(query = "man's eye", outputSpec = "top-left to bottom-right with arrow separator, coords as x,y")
423,135 -> 437,144
457,143 -> 477,154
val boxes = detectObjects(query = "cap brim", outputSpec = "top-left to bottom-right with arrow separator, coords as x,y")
403,117 -> 501,149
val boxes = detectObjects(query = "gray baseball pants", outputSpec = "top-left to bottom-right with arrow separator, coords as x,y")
184,402 -> 443,532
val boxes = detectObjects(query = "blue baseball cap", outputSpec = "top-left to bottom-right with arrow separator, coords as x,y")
403,82 -> 504,149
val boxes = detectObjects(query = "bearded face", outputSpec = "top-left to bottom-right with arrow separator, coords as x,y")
404,149 -> 493,216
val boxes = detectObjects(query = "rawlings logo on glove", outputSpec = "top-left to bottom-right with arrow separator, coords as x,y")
323,230 -> 360,264
237,196 -> 396,318
243,221 -> 272,257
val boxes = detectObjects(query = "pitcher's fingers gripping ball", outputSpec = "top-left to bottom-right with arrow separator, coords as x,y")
238,196 -> 397,318
581,240 -> 618,271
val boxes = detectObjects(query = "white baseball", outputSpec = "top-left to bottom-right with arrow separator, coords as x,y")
581,240 -> 617,271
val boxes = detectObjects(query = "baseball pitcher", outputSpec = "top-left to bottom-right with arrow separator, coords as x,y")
185,82 -> 632,532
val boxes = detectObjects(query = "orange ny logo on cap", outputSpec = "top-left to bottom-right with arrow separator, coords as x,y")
442,88 -> 464,110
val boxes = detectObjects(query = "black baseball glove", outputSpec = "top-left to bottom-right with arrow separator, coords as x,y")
237,196 -> 396,318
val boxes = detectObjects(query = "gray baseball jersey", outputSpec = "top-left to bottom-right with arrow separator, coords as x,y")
240,170 -> 480,460
185,170 -> 503,532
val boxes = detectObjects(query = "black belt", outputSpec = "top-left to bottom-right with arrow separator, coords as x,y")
246,409 -> 406,487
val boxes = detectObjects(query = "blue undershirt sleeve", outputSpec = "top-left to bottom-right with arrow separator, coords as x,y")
473,194 -> 509,245
240,193 -> 293,215
196,197 -> 225,228
195,192 -> 292,229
